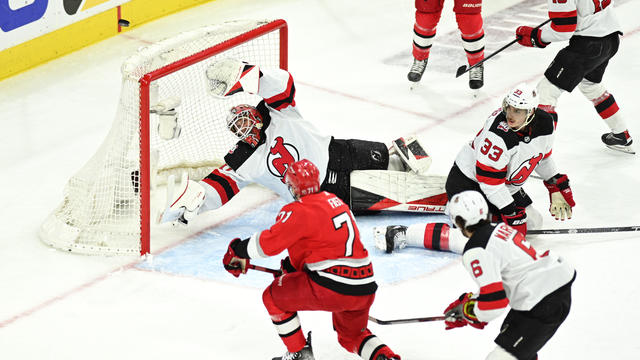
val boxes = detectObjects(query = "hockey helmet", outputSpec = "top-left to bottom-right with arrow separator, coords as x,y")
448,190 -> 489,229
226,104 -> 264,147
284,159 -> 321,199
502,83 -> 538,131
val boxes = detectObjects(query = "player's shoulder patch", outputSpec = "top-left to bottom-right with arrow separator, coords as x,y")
488,113 -> 519,150
463,223 -> 497,252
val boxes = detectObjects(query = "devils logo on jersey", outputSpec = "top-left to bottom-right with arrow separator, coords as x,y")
508,153 -> 543,185
267,136 -> 300,182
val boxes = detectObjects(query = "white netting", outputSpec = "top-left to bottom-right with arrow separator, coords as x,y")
40,20 -> 285,255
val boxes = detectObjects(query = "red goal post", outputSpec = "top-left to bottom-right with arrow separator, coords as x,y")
40,19 -> 288,256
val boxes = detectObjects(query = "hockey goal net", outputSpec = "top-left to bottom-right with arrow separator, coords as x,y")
39,19 -> 288,256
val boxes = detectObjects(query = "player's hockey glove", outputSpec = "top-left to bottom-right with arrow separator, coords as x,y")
499,203 -> 527,236
280,256 -> 297,275
444,292 -> 487,330
544,173 -> 575,221
516,26 -> 549,48
223,238 -> 251,277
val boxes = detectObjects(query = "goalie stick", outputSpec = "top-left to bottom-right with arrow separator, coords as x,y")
368,315 -> 446,325
455,19 -> 551,78
528,225 -> 640,235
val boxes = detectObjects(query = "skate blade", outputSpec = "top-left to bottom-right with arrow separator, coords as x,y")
373,227 -> 388,251
605,144 -> 636,154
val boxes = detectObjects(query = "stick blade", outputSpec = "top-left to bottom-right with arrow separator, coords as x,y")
455,65 -> 467,78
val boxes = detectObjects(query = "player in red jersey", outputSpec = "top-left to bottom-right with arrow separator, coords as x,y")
408,0 -> 485,89
222,159 -> 401,360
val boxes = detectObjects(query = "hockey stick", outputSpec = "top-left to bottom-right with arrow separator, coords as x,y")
368,315 -> 446,325
455,19 -> 552,78
528,225 -> 640,235
224,263 -> 283,276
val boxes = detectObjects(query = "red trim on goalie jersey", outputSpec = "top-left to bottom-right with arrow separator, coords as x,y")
549,10 -> 577,33
264,73 -> 296,110
203,168 -> 240,205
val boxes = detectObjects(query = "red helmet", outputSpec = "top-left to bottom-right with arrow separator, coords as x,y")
226,104 -> 264,147
284,159 -> 320,199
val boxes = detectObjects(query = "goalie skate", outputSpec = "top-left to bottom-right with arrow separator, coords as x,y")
374,225 -> 408,253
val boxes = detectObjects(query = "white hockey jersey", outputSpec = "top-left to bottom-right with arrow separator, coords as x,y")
540,0 -> 621,43
462,222 -> 575,323
200,69 -> 332,210
455,108 -> 559,211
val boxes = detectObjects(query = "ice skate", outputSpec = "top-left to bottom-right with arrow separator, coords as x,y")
468,63 -> 484,90
374,225 -> 408,253
407,58 -> 427,83
272,332 -> 314,360
601,130 -> 635,154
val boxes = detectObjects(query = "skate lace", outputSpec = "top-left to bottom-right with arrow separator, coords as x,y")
410,59 -> 427,73
469,65 -> 483,81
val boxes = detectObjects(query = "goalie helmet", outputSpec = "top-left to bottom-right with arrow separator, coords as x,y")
502,83 -> 538,131
448,190 -> 489,229
226,104 -> 263,147
284,159 -> 320,199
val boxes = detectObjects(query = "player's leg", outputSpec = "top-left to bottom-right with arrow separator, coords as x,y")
409,0 -> 445,82
492,277 -> 574,360
577,33 -> 633,153
332,303 -> 401,360
262,277 -> 309,356
454,0 -> 485,89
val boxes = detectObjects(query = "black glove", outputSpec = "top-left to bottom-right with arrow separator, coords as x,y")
280,256 -> 297,274
499,203 -> 527,235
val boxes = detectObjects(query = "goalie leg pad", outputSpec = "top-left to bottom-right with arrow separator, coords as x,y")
391,135 -> 432,175
350,170 -> 447,212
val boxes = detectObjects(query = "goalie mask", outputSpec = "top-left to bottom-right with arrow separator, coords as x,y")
502,83 -> 538,131
284,159 -> 320,199
226,104 -> 264,147
448,191 -> 489,229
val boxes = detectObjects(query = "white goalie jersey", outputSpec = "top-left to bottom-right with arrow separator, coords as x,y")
199,69 -> 332,210
540,0 -> 621,43
454,108 -> 559,211
462,222 -> 575,323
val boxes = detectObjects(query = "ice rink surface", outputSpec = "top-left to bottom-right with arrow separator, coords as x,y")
1,0 -> 639,359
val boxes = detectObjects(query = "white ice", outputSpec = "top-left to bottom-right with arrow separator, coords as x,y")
1,0 -> 639,359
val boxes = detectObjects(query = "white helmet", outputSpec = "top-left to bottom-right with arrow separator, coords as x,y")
448,190 -> 489,228
502,83 -> 538,130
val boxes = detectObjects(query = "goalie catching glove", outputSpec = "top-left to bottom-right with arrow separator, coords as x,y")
544,173 -> 575,221
206,58 -> 260,97
443,292 -> 487,330
160,173 -> 206,226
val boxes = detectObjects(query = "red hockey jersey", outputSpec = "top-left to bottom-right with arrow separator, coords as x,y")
246,191 -> 377,295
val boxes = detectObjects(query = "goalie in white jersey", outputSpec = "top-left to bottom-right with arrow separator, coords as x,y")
442,190 -> 575,360
515,0 -> 633,153
162,58 -> 439,225
375,84 -> 576,254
